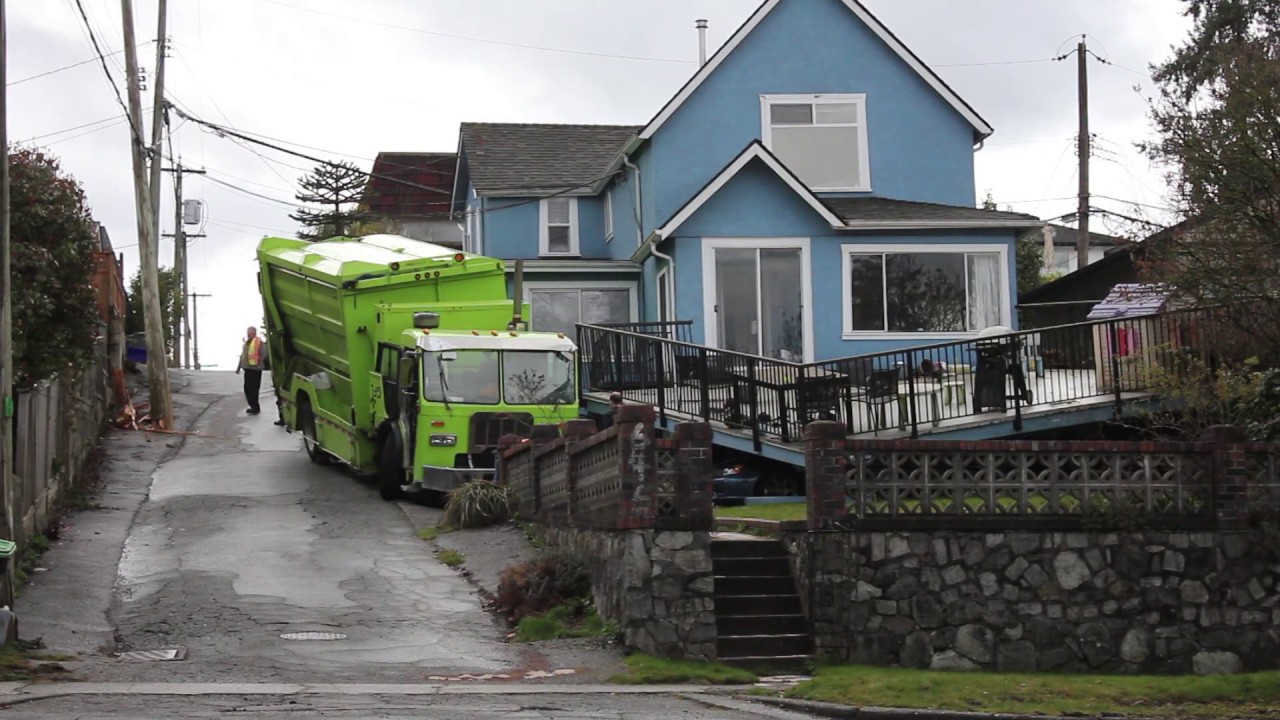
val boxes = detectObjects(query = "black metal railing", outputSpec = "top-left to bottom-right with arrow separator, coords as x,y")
578,306 -> 1234,451
596,320 -> 694,343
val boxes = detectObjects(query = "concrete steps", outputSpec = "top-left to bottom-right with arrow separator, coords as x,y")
711,538 -> 812,671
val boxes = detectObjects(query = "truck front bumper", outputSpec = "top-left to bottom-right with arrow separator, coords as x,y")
417,465 -> 495,493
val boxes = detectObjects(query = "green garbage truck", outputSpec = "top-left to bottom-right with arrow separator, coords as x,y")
257,234 -> 578,500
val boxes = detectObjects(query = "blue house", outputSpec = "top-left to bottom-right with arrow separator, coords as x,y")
452,0 -> 1041,364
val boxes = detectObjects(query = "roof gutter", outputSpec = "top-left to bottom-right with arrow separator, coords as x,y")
623,152 -> 675,316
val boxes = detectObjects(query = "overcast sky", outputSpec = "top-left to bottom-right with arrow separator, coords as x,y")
10,0 -> 1191,365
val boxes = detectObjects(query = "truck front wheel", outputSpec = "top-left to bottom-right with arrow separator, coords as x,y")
297,396 -> 330,466
377,434 -> 404,501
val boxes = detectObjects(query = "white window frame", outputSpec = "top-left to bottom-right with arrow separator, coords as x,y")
604,190 -> 614,243
539,197 -> 580,256
656,266 -> 673,323
840,243 -> 1011,340
760,93 -> 871,192
700,237 -> 815,363
522,280 -> 639,333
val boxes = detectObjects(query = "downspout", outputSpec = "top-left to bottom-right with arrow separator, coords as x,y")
624,153 -> 676,320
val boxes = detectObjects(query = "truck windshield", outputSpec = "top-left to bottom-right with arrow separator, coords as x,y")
503,351 -> 576,406
423,350 -> 501,405
421,349 -> 574,406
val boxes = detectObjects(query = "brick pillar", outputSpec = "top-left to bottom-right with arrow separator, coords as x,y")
1203,426 -> 1251,530
671,421 -> 714,531
560,418 -> 599,526
615,405 -> 657,529
805,421 -> 849,531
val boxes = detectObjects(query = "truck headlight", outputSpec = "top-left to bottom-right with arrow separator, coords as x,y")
429,434 -> 457,447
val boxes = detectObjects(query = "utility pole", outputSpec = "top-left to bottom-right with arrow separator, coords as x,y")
0,0 -> 16,610
190,292 -> 210,370
122,0 -> 174,429
162,165 -> 205,369
1076,35 -> 1091,272
146,0 -> 167,268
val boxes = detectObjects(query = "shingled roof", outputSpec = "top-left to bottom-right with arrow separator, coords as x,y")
459,123 -> 640,196
824,197 -> 1042,228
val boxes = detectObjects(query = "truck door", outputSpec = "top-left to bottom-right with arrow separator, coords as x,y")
396,353 -> 420,468
377,343 -> 402,420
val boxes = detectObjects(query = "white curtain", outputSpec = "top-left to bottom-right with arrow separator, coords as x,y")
967,254 -> 1002,331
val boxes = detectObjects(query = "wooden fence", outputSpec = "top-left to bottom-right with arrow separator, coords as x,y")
11,339 -> 111,548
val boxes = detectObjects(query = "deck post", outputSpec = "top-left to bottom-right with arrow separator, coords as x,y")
747,358 -> 761,453
905,350 -> 919,439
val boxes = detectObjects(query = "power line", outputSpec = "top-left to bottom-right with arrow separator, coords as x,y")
18,113 -> 123,142
935,57 -> 1061,68
258,0 -> 696,65
7,41 -> 153,87
202,173 -> 297,208
70,0 -> 147,146
42,118 -> 130,146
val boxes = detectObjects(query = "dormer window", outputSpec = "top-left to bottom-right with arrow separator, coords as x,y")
761,94 -> 870,192
539,197 -> 579,256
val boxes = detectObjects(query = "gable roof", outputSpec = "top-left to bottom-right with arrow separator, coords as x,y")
458,123 -> 639,197
652,141 -> 1042,242
638,0 -> 994,144
654,141 -> 843,239
363,152 -> 456,219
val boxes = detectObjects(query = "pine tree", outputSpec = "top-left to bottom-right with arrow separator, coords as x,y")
289,160 -> 375,240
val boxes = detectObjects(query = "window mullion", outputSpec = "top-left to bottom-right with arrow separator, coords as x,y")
881,253 -> 889,333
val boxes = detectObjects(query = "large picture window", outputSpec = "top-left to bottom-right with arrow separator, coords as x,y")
527,285 -> 634,336
761,94 -> 870,192
842,246 -> 1006,335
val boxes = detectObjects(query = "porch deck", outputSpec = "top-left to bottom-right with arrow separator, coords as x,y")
584,367 -> 1154,466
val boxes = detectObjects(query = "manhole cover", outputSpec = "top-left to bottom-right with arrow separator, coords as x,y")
118,648 -> 187,662
280,631 -> 347,641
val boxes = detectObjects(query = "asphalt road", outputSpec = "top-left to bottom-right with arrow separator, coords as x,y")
0,691 -> 820,719
22,372 -> 598,684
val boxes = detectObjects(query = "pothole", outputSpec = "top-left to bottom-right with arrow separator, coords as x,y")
280,631 -> 348,641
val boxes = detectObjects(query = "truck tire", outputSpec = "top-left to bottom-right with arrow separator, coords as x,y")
297,396 -> 331,466
377,434 -> 404,501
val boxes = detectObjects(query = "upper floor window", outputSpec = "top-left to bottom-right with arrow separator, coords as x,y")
539,197 -> 579,256
761,94 -> 870,192
604,190 -> 614,242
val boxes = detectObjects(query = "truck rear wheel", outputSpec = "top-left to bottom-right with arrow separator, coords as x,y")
377,434 -> 404,501
297,397 -> 330,465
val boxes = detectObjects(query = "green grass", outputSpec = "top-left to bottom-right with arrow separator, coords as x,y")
609,654 -> 758,685
715,502 -> 807,522
417,526 -> 444,541
436,549 -> 465,568
0,645 -> 71,682
785,665 -> 1280,719
513,603 -> 618,643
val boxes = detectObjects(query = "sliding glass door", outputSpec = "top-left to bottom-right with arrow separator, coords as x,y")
712,246 -> 805,360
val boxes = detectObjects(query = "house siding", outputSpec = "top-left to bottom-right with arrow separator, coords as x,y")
667,158 -> 1018,362
643,0 -> 978,233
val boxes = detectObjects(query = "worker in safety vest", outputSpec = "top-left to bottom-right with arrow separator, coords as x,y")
236,326 -> 267,415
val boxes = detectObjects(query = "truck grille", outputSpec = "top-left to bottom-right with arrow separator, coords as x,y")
469,412 -> 535,451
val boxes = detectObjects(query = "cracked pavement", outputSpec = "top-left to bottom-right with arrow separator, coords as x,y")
22,371 -> 556,684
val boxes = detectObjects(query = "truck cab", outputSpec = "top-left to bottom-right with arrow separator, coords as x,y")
372,312 -> 578,500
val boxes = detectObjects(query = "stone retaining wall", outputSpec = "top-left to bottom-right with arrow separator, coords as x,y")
541,526 -> 717,661
783,528 -> 1280,674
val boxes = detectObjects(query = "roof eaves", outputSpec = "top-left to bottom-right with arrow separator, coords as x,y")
840,218 -> 1044,231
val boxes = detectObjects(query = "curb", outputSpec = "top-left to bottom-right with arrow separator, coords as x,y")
743,695 -> 1148,720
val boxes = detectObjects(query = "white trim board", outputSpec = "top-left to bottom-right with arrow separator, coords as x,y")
700,237 -> 816,363
656,142 -> 843,240
637,0 -> 993,143
838,242 -> 1012,340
